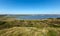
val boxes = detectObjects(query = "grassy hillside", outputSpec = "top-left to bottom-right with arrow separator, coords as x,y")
0,17 -> 60,36
0,27 -> 60,36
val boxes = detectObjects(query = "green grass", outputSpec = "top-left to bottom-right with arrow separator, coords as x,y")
47,30 -> 57,36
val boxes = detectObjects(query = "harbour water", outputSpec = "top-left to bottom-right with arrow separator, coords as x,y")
5,14 -> 60,20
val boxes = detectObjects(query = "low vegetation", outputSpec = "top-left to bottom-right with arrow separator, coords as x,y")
0,17 -> 60,36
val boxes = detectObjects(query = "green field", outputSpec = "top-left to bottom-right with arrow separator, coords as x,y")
0,17 -> 60,36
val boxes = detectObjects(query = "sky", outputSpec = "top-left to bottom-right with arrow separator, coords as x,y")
0,0 -> 60,14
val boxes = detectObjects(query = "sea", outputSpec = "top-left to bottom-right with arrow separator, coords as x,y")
4,14 -> 60,20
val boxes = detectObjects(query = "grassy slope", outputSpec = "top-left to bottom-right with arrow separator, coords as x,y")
0,18 -> 60,36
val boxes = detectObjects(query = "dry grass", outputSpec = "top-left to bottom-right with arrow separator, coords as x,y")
0,27 -> 60,36
0,27 -> 48,36
0,18 -> 60,36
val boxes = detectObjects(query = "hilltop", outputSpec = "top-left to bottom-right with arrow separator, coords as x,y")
0,17 -> 60,36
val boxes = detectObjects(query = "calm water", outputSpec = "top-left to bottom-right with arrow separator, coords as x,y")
6,14 -> 60,20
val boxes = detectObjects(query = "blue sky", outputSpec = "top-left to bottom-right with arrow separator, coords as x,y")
0,0 -> 60,14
